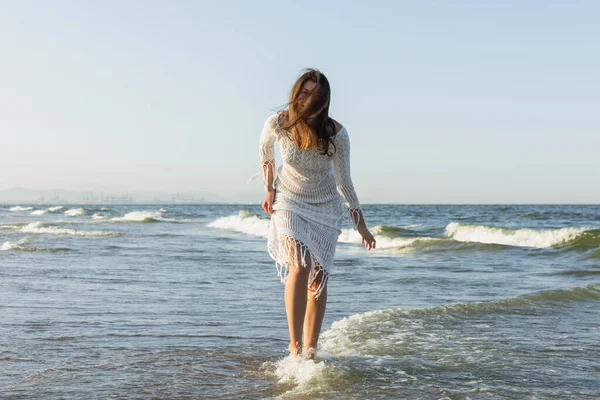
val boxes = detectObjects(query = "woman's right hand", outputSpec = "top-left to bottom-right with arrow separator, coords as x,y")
262,190 -> 276,215
358,226 -> 376,251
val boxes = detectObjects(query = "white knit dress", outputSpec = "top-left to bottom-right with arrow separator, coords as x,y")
257,112 -> 362,299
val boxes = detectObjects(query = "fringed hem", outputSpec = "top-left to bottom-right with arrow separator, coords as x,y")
273,234 -> 329,300
348,207 -> 362,231
261,159 -> 277,191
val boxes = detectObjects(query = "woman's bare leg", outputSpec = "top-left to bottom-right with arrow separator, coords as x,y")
303,270 -> 327,359
284,239 -> 311,356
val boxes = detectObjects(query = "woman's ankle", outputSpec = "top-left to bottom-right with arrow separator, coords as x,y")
289,341 -> 302,357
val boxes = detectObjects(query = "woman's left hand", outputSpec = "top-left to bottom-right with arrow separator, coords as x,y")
262,190 -> 276,215
358,227 -> 376,251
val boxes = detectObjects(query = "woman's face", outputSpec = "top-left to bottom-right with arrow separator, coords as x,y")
297,80 -> 326,117
297,80 -> 318,110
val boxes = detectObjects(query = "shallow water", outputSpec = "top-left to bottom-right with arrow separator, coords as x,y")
1,204 -> 599,399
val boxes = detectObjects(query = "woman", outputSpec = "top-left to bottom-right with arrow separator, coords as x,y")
258,68 -> 376,359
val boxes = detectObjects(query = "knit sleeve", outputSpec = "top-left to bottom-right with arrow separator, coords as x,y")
333,129 -> 363,230
258,113 -> 279,191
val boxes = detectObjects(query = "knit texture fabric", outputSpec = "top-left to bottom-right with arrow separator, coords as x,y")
258,112 -> 362,299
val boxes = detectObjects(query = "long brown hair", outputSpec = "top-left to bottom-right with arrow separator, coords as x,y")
279,68 -> 337,156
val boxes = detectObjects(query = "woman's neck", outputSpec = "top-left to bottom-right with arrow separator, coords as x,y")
305,116 -> 317,127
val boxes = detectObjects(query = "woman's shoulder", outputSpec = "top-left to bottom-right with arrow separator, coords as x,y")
264,112 -> 283,132
265,110 -> 288,127
330,119 -> 344,137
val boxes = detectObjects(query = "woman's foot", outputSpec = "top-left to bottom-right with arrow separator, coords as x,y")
303,346 -> 316,360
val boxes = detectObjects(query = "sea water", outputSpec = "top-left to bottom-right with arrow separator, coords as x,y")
1,204 -> 599,399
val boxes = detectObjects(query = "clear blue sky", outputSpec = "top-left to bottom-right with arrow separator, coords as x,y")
1,1 -> 598,203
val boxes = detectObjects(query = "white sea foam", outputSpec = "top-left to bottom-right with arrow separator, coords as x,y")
318,309 -> 443,372
159,208 -> 167,213
1,241 -> 23,251
445,222 -> 588,248
1,242 -> 14,251
111,211 -> 170,222
261,354 -> 331,398
64,208 -> 87,216
1,237 -> 31,251
28,206 -> 66,215
0,224 -> 21,230
338,225 -> 436,251
92,213 -> 105,220
319,309 -> 392,357
18,222 -> 119,237
207,211 -> 270,237
375,236 -> 438,251
338,227 -> 389,248
9,206 -> 33,211
320,307 -> 470,360
273,354 -> 327,385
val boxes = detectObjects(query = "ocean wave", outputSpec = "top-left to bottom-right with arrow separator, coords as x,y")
521,283 -> 600,303
111,211 -> 175,223
205,213 -> 599,254
319,284 -> 600,358
445,222 -> 593,249
9,206 -> 33,211
207,212 -> 442,251
64,208 -> 87,216
566,230 -> 600,249
207,216 -> 445,252
338,224 -> 449,253
338,227 -> 441,251
92,213 -> 105,220
0,237 -> 70,252
207,211 -> 269,237
11,222 -> 121,237
1,224 -> 21,231
340,284 -> 599,321
369,224 -> 423,238
1,238 -> 29,251
28,206 -> 69,215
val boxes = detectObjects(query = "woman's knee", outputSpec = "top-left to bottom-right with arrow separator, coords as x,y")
288,259 -> 311,278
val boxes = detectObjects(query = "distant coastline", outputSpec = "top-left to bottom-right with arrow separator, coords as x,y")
0,187 -> 262,205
